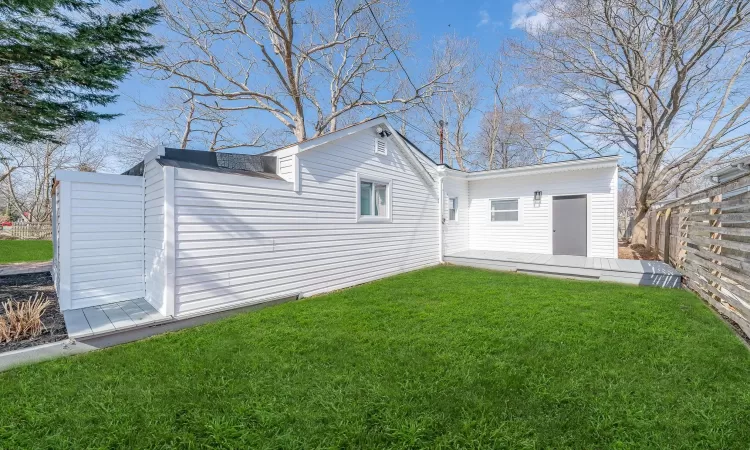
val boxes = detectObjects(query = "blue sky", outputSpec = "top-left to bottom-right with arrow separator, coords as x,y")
100,0 -> 533,162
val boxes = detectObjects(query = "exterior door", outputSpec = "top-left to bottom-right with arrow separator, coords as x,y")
553,195 -> 587,256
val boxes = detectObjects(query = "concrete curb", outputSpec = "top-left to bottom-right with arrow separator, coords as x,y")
0,262 -> 52,277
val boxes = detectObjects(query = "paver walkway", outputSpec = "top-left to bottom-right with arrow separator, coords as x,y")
0,261 -> 52,277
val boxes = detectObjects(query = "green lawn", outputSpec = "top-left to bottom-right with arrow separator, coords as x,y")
0,240 -> 52,264
1,266 -> 749,449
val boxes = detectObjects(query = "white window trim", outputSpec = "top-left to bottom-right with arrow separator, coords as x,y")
448,197 -> 458,222
488,197 -> 522,225
356,172 -> 393,223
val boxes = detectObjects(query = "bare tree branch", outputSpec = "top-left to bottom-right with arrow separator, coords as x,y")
143,0 -> 461,143
510,0 -> 750,244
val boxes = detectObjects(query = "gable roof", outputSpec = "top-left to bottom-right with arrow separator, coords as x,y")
261,116 -> 437,187
261,116 -> 387,156
235,117 -> 618,183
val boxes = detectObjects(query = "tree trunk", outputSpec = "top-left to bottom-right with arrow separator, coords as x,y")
293,115 -> 306,142
631,208 -> 649,246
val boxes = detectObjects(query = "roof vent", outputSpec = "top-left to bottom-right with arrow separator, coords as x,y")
375,139 -> 387,156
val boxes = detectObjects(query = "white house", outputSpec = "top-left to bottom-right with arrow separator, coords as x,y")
51,116 -> 643,327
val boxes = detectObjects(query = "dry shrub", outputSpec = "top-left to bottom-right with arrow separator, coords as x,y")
0,293 -> 50,343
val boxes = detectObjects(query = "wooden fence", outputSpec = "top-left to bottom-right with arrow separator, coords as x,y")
645,174 -> 750,336
618,215 -> 634,240
0,222 -> 52,240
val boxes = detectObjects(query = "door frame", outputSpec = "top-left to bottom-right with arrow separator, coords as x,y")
550,193 -> 592,257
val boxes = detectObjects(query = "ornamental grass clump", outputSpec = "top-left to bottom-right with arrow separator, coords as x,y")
0,293 -> 50,343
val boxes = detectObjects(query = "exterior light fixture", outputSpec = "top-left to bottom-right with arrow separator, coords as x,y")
534,191 -> 542,201
375,126 -> 391,138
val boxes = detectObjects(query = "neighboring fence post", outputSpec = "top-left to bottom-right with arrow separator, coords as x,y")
664,208 -> 672,264
707,194 -> 723,304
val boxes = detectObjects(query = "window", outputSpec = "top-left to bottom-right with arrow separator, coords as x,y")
360,180 -> 389,218
448,197 -> 458,221
490,199 -> 519,222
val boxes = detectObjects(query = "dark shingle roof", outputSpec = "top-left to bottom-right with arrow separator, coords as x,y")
123,148 -> 282,180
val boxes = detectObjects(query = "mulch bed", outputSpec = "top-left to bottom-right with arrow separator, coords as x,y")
617,241 -> 660,260
0,272 -> 67,353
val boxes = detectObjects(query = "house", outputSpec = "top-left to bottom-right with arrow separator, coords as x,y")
53,116 -> 671,331
707,155 -> 750,185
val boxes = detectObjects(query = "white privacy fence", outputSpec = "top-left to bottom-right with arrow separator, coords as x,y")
53,172 -> 145,310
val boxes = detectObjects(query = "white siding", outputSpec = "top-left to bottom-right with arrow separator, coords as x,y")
172,132 -> 440,316
143,160 -> 166,313
442,176 -> 469,254
591,167 -> 618,258
66,176 -> 145,309
465,166 -> 617,258
278,155 -> 295,182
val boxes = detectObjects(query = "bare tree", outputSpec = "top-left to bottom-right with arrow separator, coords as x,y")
511,0 -> 750,244
111,86 -> 274,172
475,53 -> 548,170
475,108 -> 540,169
426,35 -> 481,171
0,147 -> 24,185
144,0 -> 459,143
2,125 -> 106,222
618,184 -> 635,216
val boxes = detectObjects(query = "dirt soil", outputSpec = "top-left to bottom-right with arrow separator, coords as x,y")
618,241 -> 659,260
630,244 -> 659,260
0,272 -> 67,353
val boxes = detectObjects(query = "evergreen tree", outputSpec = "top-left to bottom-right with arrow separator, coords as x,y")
0,0 -> 160,143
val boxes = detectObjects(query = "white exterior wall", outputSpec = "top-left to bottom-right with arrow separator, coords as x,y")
143,160 -> 167,314
278,154 -> 295,181
442,175 -> 470,255
465,165 -> 617,258
54,173 -> 146,310
172,132 -> 440,317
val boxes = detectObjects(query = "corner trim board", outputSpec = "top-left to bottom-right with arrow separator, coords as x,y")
164,166 -> 176,317
58,182 -> 72,310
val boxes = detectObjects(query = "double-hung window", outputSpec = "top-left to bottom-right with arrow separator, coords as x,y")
490,198 -> 519,222
448,197 -> 458,221
359,178 -> 389,220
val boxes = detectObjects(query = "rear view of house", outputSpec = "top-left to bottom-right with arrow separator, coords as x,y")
53,117 -> 671,335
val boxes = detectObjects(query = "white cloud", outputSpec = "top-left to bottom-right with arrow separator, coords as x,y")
511,1 -> 551,31
477,9 -> 503,29
477,9 -> 490,27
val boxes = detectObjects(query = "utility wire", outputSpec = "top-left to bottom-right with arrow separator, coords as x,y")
228,0 -> 461,168
365,3 -> 447,136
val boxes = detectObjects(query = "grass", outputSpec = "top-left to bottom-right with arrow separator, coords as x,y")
0,240 -> 52,264
1,266 -> 750,449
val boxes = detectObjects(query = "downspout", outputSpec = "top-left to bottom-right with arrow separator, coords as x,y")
437,167 -> 445,263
